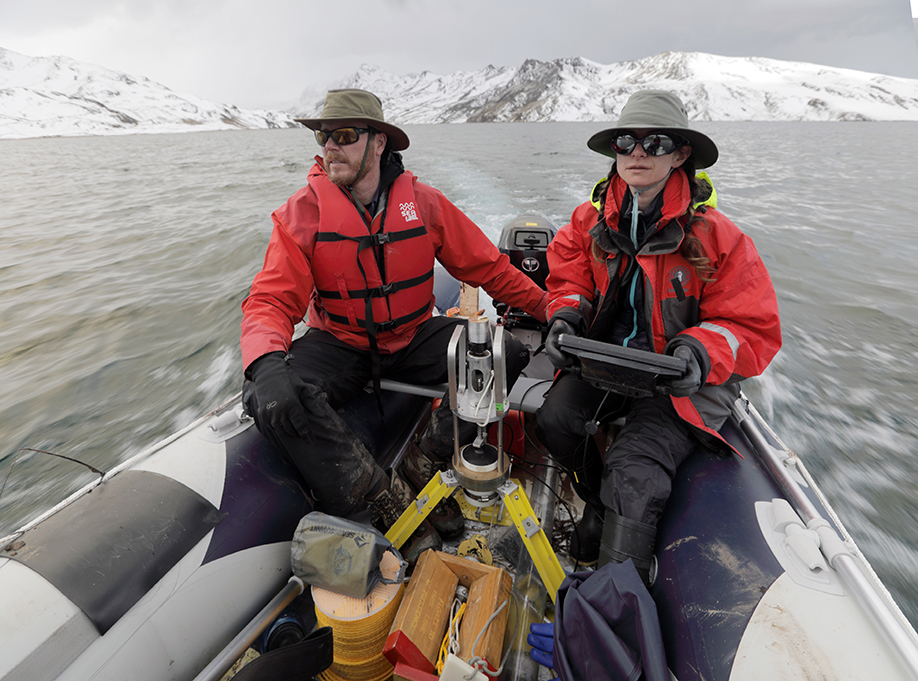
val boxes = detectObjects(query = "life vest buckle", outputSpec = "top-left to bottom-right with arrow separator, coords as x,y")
369,283 -> 395,297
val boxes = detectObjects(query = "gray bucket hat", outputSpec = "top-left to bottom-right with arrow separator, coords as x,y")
587,90 -> 718,169
294,89 -> 410,151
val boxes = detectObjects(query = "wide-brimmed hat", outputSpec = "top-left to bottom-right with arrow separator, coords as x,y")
587,90 -> 718,169
294,89 -> 410,151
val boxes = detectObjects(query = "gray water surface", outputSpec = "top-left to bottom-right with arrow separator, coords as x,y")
2,121 -> 917,625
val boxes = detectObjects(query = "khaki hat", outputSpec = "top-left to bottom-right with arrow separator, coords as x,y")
294,89 -> 410,151
587,90 -> 718,169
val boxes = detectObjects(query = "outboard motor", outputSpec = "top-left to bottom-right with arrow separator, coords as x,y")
495,213 -> 557,329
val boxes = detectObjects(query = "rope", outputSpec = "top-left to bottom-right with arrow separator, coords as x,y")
466,598 -> 510,678
436,598 -> 468,675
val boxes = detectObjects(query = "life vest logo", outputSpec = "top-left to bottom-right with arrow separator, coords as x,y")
522,257 -> 540,272
669,266 -> 690,285
399,201 -> 419,222
669,266 -> 691,300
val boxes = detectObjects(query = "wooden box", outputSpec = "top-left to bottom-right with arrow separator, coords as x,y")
382,550 -> 512,674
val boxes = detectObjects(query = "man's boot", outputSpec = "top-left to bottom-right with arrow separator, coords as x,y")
367,469 -> 441,565
597,510 -> 657,585
399,442 -> 465,539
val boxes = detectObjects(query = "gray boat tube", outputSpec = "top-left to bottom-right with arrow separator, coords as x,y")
733,396 -> 918,681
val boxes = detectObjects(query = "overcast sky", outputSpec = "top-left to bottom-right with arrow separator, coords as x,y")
2,0 -> 918,109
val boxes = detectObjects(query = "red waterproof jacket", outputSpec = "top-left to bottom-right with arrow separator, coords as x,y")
546,169 -> 781,446
241,157 -> 548,371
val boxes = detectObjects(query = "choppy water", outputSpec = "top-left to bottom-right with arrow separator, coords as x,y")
1,121 -> 917,626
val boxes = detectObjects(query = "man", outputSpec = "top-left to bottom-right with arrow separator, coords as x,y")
241,89 -> 547,560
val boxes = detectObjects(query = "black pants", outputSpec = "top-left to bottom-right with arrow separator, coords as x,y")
246,316 -> 531,517
534,370 -> 696,528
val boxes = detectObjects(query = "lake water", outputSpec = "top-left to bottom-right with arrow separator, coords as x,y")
1,121 -> 917,627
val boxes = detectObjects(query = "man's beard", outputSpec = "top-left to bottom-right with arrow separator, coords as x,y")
326,146 -> 371,187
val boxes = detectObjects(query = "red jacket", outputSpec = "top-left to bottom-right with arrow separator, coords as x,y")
546,169 -> 781,445
241,157 -> 548,371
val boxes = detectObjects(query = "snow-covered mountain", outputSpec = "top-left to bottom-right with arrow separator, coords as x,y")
0,47 -> 299,139
294,52 -> 918,123
4,48 -> 917,140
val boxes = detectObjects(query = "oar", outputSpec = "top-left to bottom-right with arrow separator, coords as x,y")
192,577 -> 304,681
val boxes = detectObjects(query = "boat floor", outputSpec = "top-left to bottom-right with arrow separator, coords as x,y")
221,429 -> 591,681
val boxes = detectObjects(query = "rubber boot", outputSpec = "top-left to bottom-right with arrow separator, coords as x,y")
399,442 -> 465,539
597,510 -> 657,585
367,469 -> 441,565
569,502 -> 604,565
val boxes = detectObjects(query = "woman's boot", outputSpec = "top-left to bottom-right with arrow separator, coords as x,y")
569,502 -> 604,565
598,510 -> 657,585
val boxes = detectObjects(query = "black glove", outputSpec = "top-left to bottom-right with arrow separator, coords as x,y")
248,352 -> 311,438
667,344 -> 703,397
544,319 -> 577,370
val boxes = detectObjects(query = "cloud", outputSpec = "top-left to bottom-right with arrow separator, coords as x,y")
1,0 -> 916,109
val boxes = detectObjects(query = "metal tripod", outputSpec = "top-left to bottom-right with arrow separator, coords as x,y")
384,317 -> 565,602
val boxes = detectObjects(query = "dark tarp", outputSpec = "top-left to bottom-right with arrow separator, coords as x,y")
554,560 -> 669,681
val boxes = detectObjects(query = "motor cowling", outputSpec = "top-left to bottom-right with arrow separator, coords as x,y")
495,213 -> 557,328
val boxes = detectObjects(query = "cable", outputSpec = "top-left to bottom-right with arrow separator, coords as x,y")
505,448 -> 579,555
467,598 -> 514,678
474,371 -> 495,419
515,417 -> 599,564
0,448 -> 106,507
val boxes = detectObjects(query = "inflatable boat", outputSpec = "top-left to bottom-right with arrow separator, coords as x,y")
1,214 -> 917,681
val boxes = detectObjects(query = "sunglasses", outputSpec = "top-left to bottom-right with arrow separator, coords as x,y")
611,133 -> 685,156
314,126 -> 371,146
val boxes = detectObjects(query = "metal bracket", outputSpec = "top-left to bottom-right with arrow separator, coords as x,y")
755,499 -> 843,596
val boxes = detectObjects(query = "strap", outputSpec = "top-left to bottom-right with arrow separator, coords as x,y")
315,221 -> 428,421
321,298 -> 430,420
316,269 -> 433,300
322,300 -> 431,334
231,625 -> 334,681
316,225 -> 427,248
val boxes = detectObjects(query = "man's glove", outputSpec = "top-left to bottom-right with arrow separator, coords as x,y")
248,352 -> 311,438
545,319 -> 577,370
528,622 -> 556,675
667,344 -> 703,397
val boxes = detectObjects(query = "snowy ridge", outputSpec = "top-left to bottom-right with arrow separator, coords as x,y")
295,52 -> 918,123
3,48 -> 918,140
0,47 -> 299,139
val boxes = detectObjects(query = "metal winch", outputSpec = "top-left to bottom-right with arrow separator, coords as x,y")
446,316 -> 509,509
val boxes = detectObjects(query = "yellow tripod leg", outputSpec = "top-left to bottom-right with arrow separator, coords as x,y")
385,470 -> 458,550
498,480 -> 566,603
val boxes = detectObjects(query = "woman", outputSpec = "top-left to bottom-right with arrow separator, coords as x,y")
535,90 -> 781,580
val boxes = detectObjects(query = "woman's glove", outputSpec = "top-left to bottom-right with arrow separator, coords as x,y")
667,344 -> 703,397
528,622 -> 557,675
248,352 -> 311,438
545,319 -> 577,370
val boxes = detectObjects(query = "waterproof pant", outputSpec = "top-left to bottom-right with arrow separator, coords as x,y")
534,370 -> 696,528
245,316 -> 531,517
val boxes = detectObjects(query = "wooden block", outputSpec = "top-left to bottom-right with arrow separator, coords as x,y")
435,550 -> 498,588
392,661 -> 440,681
383,549 -> 458,673
458,567 -> 512,671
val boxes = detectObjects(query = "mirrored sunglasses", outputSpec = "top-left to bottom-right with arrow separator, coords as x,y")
314,127 -> 371,146
611,133 -> 685,156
